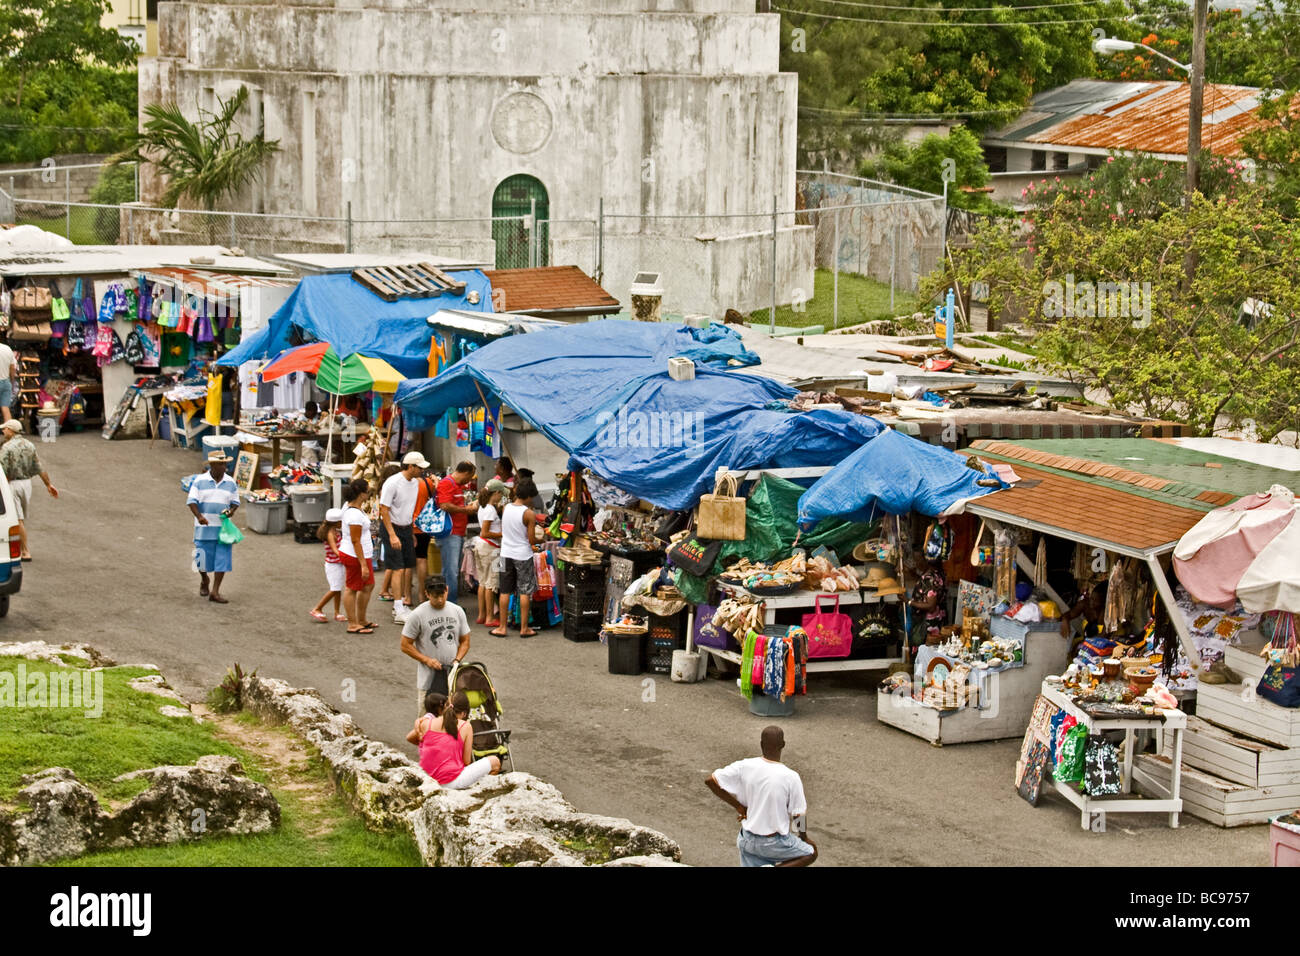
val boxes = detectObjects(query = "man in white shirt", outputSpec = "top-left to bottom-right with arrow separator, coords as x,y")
0,338 -> 17,422
706,726 -> 818,867
380,450 -> 429,624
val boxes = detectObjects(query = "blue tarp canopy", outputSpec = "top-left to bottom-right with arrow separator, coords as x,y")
566,371 -> 885,509
796,428 -> 1003,528
393,320 -> 762,449
218,271 -> 493,379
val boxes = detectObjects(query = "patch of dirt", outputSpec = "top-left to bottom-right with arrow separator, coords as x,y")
193,704 -> 342,839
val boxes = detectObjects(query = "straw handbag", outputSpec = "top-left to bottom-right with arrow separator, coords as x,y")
697,474 -> 746,541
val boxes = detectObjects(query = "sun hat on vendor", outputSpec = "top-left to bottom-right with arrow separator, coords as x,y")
206,449 -> 233,464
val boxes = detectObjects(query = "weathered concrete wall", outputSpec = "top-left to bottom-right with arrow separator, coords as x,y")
139,1 -> 809,314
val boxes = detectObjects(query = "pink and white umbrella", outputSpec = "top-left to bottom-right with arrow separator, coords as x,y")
1173,484 -> 1300,614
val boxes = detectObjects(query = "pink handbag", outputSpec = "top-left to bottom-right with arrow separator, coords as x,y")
802,594 -> 853,659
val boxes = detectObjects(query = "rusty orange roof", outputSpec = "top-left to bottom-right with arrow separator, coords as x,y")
985,79 -> 1270,159
483,266 -> 620,317
960,459 -> 1208,554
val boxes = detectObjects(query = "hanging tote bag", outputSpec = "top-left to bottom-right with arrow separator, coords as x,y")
923,519 -> 953,561
533,551 -> 555,602
697,473 -> 746,541
668,533 -> 722,577
802,594 -> 853,659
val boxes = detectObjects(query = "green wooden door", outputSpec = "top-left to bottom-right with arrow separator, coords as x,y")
492,175 -> 549,269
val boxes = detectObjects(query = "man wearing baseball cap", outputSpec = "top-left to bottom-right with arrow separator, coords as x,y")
186,450 -> 240,603
380,450 -> 430,624
0,419 -> 58,561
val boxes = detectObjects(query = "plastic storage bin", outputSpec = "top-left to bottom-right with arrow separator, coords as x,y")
607,632 -> 645,675
749,689 -> 796,717
288,484 -> 330,524
244,499 -> 289,534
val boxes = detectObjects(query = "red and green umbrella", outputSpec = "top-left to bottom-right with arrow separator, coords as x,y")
261,342 -> 404,395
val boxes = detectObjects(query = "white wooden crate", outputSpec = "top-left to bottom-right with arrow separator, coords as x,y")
1224,630 -> 1268,684
1161,715 -> 1300,788
1134,753 -> 1300,828
1195,682 -> 1300,749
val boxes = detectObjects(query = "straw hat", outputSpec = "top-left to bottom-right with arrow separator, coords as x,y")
860,561 -> 905,597
206,450 -> 233,463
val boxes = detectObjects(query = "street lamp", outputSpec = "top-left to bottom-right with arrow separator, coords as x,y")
1092,8 -> 1208,202
1092,38 -> 1190,74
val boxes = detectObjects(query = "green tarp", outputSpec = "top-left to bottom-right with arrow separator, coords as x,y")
672,473 -> 878,604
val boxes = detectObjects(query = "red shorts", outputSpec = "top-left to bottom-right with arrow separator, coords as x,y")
339,553 -> 373,591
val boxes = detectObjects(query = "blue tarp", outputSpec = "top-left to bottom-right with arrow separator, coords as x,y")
566,371 -> 885,509
393,320 -> 762,449
218,271 -> 494,378
796,428 -> 1003,528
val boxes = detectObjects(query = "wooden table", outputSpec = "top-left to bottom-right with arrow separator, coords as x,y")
692,583 -> 903,674
1039,682 -> 1186,829
236,422 -> 371,466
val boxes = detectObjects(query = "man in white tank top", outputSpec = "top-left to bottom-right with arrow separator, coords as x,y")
491,477 -> 542,638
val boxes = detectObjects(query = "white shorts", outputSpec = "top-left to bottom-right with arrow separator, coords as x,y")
11,477 -> 31,522
442,756 -> 496,790
324,562 -> 346,592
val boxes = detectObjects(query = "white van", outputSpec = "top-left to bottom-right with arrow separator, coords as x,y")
0,463 -> 23,616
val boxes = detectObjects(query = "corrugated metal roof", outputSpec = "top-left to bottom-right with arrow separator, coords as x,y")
984,79 -> 1269,158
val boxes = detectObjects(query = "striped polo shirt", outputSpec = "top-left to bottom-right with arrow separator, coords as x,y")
187,472 -> 240,542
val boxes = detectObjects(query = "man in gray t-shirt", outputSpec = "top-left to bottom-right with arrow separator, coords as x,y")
399,575 -> 471,716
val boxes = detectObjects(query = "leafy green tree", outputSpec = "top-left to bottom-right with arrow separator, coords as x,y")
944,191 -> 1300,441
116,86 -> 280,213
88,161 -> 137,242
0,0 -> 136,110
778,4 -> 921,168
856,0 -> 1128,131
858,126 -> 1005,211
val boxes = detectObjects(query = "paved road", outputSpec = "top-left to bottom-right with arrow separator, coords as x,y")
13,432 -> 1269,866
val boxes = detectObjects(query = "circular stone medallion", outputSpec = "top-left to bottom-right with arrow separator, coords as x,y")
491,91 -> 554,155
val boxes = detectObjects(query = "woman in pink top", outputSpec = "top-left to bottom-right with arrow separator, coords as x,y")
406,692 -> 501,789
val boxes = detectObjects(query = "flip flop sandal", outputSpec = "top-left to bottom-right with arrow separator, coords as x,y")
377,594 -> 395,602
209,595 -> 229,604
490,629 -> 508,638
347,626 -> 374,634
363,621 -> 378,629
334,614 -> 349,622
199,583 -> 210,596
310,610 -> 328,622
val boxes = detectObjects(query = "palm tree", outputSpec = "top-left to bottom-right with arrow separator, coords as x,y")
115,85 -> 280,238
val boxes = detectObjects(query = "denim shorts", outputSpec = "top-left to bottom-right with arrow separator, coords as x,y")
0,379 -> 12,410
737,829 -> 814,867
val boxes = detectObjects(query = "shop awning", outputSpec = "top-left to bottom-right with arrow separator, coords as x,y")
217,270 -> 493,378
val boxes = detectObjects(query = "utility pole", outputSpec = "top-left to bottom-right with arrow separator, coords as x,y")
1186,0 -> 1208,201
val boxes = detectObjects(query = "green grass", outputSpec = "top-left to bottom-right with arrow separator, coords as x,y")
0,656 -> 247,805
14,213 -> 104,246
1,656 -> 421,866
747,269 -> 923,330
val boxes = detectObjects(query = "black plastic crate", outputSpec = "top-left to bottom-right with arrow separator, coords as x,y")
647,635 -> 683,673
564,617 -> 601,643
563,562 -> 606,586
646,612 -> 684,644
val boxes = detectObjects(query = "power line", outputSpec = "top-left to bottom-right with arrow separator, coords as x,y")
808,0 -> 1118,12
800,104 -> 1025,116
0,123 -> 131,133
775,4 -> 1126,24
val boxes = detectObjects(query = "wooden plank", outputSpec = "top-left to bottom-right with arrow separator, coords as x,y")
1197,682 -> 1300,748
352,268 -> 400,301
1135,753 -> 1300,826
1158,716 -> 1298,788
374,266 -> 418,295
419,262 -> 467,294
876,689 -> 943,744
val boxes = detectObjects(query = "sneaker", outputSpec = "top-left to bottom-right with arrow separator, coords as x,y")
393,608 -> 410,625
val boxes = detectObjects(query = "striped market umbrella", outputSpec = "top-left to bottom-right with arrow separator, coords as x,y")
261,342 -> 404,395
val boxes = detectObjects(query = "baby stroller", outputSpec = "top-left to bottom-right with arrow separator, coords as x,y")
447,660 -> 515,773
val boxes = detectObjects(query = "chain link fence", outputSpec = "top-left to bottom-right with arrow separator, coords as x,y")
2,164 -> 945,323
